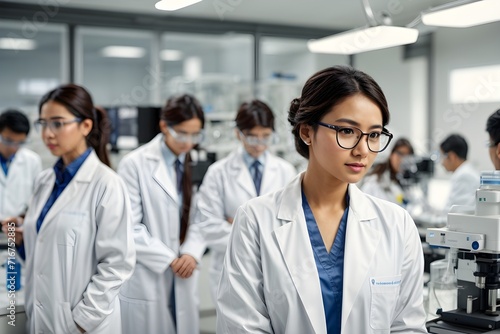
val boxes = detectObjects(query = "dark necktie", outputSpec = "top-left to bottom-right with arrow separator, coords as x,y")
252,160 -> 262,195
175,159 -> 183,194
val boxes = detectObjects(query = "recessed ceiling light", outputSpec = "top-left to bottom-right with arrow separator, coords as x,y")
160,49 -> 183,61
101,46 -> 146,58
0,38 -> 36,50
155,0 -> 202,11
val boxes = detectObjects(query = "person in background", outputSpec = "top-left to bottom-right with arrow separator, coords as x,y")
439,134 -> 480,211
118,94 -> 206,334
2,84 -> 136,333
361,137 -> 414,206
0,109 -> 42,220
216,66 -> 427,333
486,108 -> 500,170
194,99 -> 296,302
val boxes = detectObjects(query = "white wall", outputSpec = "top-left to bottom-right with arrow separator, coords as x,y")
355,46 -> 428,162
432,21 -> 500,175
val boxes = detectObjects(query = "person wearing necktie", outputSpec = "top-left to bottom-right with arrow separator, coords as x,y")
118,94 -> 206,334
194,99 -> 297,303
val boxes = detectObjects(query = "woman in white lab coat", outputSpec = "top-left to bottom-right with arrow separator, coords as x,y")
19,84 -> 135,333
217,66 -> 427,334
118,94 -> 206,334
361,138 -> 414,206
195,100 -> 296,301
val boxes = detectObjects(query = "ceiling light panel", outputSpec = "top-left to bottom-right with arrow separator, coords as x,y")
308,26 -> 419,55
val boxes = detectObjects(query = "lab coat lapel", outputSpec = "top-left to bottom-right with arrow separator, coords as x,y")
231,148 -> 256,197
259,153 -> 279,195
275,173 -> 327,334
149,136 -> 178,203
39,152 -> 98,232
341,184 -> 381,329
0,150 -> 26,185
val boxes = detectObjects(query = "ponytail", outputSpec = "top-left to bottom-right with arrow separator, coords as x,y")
180,152 -> 193,244
87,106 -> 111,167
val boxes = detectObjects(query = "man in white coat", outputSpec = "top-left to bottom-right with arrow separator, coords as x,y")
194,100 -> 296,302
439,134 -> 480,212
0,109 -> 42,220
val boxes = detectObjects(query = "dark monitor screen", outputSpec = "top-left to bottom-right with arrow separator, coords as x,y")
191,151 -> 217,188
105,106 -> 161,151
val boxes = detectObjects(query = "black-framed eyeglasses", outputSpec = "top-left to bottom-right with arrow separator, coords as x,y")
316,121 -> 393,153
34,118 -> 82,133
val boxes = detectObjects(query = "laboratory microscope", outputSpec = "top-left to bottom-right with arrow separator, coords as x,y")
426,171 -> 500,333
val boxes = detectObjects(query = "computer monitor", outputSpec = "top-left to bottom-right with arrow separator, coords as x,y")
105,106 -> 161,152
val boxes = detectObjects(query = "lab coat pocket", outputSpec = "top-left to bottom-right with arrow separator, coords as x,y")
369,275 -> 401,331
56,211 -> 88,246
59,302 -> 81,334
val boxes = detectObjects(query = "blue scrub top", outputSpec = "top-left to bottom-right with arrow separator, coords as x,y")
36,148 -> 92,233
0,153 -> 14,175
302,190 -> 349,334
17,148 -> 91,260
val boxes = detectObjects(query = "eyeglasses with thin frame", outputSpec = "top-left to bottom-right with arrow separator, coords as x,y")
315,121 -> 393,153
0,135 -> 27,148
34,118 -> 82,133
167,127 -> 204,145
238,129 -> 276,147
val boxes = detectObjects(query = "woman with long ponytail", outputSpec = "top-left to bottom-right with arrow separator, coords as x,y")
118,94 -> 206,334
19,83 -> 136,333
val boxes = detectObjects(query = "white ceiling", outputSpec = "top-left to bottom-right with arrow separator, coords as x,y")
4,0 -> 452,30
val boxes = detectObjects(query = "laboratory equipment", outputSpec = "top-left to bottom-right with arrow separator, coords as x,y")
398,155 -> 435,189
398,155 -> 435,220
426,171 -> 500,333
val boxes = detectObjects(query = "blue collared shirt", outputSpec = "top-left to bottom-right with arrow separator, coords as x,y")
302,190 -> 349,334
36,148 -> 92,233
242,149 -> 266,176
0,153 -> 14,175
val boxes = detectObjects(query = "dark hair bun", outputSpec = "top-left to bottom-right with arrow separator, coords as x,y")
288,98 -> 301,126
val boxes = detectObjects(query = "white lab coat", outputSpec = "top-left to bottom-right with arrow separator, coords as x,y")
23,150 -> 136,334
217,173 -> 427,334
118,134 -> 206,334
444,161 -> 480,212
361,171 -> 405,206
0,148 -> 41,218
195,147 -> 297,301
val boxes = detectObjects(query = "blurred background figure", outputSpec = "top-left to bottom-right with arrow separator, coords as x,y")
486,109 -> 500,170
118,94 -> 206,334
0,109 -> 42,220
361,138 -> 414,207
194,99 -> 296,303
439,134 -> 479,211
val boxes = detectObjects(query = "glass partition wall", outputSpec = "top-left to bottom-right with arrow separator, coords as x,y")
0,20 -> 67,167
